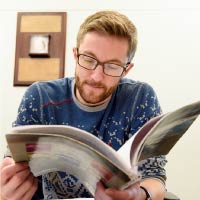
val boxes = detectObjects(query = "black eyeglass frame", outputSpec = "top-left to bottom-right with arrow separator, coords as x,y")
76,50 -> 130,77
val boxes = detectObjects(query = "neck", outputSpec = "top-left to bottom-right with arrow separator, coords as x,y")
75,86 -> 111,107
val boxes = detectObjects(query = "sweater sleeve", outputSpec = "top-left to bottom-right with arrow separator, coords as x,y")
11,83 -> 44,199
130,83 -> 167,184
13,82 -> 43,127
130,82 -> 162,135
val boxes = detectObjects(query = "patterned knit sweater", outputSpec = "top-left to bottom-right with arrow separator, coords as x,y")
13,77 -> 167,199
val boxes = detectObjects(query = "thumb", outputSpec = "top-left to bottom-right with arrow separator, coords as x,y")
0,157 -> 15,169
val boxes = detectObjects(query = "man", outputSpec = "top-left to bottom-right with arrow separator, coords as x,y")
1,10 -> 166,199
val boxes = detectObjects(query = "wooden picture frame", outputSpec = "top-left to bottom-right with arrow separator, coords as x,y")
14,12 -> 67,86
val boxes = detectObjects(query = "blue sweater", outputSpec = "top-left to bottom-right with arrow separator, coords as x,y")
13,77 -> 166,199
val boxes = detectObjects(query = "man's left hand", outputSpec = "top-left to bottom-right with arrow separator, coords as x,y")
95,181 -> 145,200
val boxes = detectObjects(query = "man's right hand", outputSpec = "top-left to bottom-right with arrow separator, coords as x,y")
0,157 -> 38,200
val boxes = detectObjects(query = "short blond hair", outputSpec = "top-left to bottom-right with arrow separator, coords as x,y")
76,10 -> 138,61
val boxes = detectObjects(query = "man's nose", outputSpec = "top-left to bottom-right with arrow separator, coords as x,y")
90,64 -> 105,81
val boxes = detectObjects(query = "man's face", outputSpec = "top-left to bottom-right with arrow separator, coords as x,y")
74,31 -> 131,104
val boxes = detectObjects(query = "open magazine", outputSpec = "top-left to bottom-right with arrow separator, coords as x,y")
5,100 -> 200,195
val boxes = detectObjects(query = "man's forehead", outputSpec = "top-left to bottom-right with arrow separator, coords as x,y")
78,32 -> 129,61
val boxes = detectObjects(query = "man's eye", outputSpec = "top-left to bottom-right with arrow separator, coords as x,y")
106,64 -> 120,70
83,56 -> 95,63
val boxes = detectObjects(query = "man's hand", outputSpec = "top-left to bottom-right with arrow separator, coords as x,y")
95,181 -> 145,200
0,157 -> 38,200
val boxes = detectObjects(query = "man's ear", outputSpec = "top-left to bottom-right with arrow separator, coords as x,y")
73,47 -> 78,59
122,63 -> 134,77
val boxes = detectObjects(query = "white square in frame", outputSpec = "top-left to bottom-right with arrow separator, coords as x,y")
29,34 -> 50,56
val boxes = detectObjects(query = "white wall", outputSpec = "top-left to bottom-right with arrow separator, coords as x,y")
1,1 -> 200,199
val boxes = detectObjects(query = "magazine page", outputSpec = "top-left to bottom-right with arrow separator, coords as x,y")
130,100 -> 200,165
7,125 -> 131,173
6,129 -> 140,194
117,115 -> 162,168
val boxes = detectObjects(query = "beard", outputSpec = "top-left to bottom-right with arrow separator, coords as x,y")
75,73 -> 117,104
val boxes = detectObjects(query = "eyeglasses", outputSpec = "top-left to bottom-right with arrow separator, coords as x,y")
77,53 -> 130,77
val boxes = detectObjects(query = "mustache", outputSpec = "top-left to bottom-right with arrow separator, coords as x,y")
84,80 -> 106,88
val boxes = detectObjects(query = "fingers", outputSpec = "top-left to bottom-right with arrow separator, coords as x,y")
104,182 -> 140,200
11,174 -> 38,200
1,160 -> 29,185
95,182 -> 112,200
0,157 -> 15,169
2,174 -> 38,200
95,181 -> 135,200
21,177 -> 38,200
0,157 -> 37,200
125,182 -> 140,198
105,188 -> 131,200
4,168 -> 31,193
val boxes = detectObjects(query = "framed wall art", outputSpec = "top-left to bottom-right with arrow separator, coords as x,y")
14,12 -> 67,86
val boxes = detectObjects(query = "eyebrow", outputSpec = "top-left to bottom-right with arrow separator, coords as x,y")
80,50 -> 126,65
